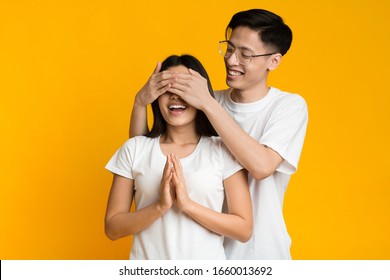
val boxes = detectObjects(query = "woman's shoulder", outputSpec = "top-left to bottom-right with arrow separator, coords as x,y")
200,136 -> 226,153
120,136 -> 157,151
132,135 -> 155,142
201,135 -> 222,145
200,137 -> 242,176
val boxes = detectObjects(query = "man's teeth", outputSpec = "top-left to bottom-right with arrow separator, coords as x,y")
228,70 -> 243,76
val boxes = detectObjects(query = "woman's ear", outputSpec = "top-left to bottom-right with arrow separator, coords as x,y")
267,53 -> 282,71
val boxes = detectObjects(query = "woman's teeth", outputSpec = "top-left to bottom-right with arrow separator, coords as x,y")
169,105 -> 186,110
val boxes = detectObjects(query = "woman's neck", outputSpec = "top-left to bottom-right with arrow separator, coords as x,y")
159,127 -> 201,158
160,128 -> 200,145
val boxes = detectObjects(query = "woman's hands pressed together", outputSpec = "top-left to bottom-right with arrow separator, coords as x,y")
159,154 -> 252,242
170,154 -> 192,212
158,154 -> 175,213
159,154 -> 192,213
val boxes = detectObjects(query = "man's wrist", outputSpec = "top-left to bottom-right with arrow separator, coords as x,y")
134,94 -> 146,108
202,97 -> 219,115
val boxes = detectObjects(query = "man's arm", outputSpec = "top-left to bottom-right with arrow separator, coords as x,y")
128,62 -> 179,137
203,98 -> 283,180
129,99 -> 149,137
168,70 -> 283,180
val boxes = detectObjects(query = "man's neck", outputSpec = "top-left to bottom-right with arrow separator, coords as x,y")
231,85 -> 270,103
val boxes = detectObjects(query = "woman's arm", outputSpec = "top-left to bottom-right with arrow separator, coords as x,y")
105,157 -> 174,240
170,155 -> 253,242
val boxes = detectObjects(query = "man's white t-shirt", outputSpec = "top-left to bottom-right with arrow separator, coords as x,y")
216,87 -> 308,260
105,135 -> 243,259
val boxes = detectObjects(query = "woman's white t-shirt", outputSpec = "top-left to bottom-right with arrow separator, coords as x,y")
106,135 -> 243,260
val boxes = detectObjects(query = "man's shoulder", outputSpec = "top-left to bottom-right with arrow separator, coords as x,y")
214,89 -> 230,95
213,88 -> 231,102
269,87 -> 307,108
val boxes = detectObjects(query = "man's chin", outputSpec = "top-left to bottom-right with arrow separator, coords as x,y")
226,78 -> 240,89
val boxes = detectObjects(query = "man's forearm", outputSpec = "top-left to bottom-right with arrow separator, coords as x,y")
129,103 -> 149,138
203,99 -> 282,180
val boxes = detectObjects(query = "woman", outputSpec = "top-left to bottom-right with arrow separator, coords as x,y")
105,55 -> 252,259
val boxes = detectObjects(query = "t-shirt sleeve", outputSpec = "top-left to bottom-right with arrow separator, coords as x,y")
213,89 -> 229,106
105,138 -> 137,179
260,94 -> 308,174
220,141 -> 244,180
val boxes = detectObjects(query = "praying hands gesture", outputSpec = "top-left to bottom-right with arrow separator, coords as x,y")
160,154 -> 252,242
158,154 -> 191,212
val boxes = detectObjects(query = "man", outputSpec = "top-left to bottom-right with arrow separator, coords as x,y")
129,9 -> 308,259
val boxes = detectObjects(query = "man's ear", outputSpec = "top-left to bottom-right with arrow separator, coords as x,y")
267,53 -> 283,71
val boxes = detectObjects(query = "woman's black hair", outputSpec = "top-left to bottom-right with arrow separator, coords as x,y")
145,54 -> 218,138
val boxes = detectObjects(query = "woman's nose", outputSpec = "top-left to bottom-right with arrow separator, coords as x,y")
169,94 -> 181,100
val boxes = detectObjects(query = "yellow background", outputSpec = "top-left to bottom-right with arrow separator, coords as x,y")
1,0 -> 389,260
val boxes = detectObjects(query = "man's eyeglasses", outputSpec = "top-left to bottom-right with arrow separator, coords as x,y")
218,40 -> 276,65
